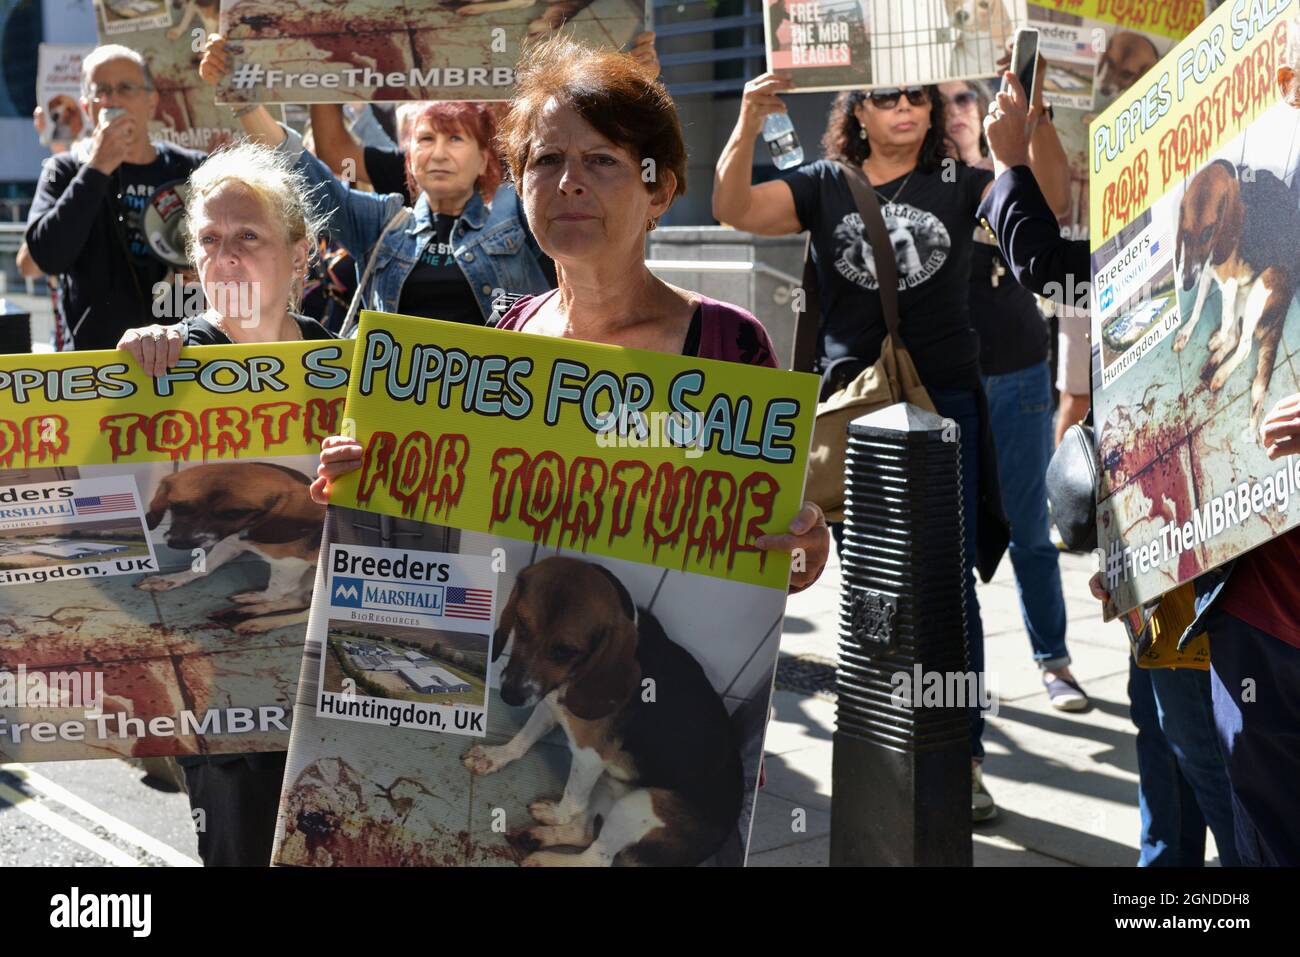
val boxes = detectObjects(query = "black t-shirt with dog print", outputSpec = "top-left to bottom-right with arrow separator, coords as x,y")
785,159 -> 993,390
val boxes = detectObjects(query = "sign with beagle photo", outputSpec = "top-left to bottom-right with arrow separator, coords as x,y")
0,341 -> 353,762
1026,2 -> 1188,241
764,0 -> 1031,91
214,0 -> 648,104
1088,0 -> 1300,618
270,311 -> 819,867
92,0 -> 252,153
36,44 -> 92,149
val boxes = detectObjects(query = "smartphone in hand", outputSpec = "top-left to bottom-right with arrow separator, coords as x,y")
1005,28 -> 1041,104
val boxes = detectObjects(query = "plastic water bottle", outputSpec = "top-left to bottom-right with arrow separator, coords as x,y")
762,112 -> 804,170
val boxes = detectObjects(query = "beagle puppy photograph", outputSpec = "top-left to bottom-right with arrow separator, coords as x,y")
1172,158 -> 1300,432
274,513 -> 782,867
462,557 -> 744,866
942,0 -> 1016,80
138,460 -> 326,634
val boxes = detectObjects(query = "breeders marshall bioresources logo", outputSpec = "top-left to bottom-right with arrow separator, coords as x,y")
1097,232 -> 1162,317
332,578 -> 491,621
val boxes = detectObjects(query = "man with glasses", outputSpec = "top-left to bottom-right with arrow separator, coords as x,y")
25,44 -> 206,350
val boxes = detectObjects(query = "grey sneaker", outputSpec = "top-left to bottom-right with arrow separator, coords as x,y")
1044,673 -> 1089,712
972,763 -> 998,822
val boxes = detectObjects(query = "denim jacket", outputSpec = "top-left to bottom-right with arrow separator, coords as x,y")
276,124 -> 552,326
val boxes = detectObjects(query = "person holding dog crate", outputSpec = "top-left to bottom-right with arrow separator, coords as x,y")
117,141 -> 337,866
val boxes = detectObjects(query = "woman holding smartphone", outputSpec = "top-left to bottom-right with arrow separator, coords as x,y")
713,52 -> 1058,822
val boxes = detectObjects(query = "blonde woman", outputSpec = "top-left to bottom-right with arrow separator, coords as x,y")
118,141 -> 334,865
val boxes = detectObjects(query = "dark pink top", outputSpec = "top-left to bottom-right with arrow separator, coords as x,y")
495,289 -> 780,369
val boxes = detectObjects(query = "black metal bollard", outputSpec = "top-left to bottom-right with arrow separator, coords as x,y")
830,403 -> 972,866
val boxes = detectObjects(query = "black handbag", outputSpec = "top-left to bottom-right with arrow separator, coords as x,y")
1045,418 -> 1098,552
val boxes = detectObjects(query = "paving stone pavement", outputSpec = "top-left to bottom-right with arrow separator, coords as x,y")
750,545 -> 1223,867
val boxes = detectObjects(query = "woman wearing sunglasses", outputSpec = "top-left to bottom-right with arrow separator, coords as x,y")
939,78 -> 1091,718
714,71 -> 1061,823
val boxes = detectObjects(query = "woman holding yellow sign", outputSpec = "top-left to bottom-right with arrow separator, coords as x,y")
311,37 -> 830,593
117,141 -> 338,866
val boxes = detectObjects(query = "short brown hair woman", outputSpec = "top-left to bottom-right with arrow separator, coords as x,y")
316,38 -> 828,585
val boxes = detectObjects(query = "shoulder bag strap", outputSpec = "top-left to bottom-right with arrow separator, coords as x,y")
340,205 -> 413,338
791,233 -> 821,373
834,161 -> 903,342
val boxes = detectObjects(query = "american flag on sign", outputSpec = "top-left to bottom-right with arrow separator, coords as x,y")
446,586 -> 492,620
73,493 -> 136,515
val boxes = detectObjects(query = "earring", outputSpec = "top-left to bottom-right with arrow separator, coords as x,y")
859,128 -> 867,140
646,219 -> 658,232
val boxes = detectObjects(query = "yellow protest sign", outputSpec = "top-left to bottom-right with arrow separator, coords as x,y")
0,341 -> 351,762
1033,0 -> 1205,39
0,342 -> 351,468
1089,0 -> 1290,244
327,312 -> 820,591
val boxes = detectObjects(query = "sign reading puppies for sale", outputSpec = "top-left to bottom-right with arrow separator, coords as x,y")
1088,1 -> 1300,618
0,340 -> 352,762
272,311 -> 819,867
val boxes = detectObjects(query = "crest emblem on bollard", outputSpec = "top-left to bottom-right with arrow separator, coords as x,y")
849,586 -> 896,649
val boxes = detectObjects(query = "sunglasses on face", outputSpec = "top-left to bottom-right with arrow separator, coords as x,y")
867,87 -> 929,109
942,90 -> 979,110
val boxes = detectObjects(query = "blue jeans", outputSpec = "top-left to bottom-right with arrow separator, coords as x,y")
1128,658 -> 1240,866
981,361 -> 1070,670
928,387 -> 986,762
1206,609 -> 1300,866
